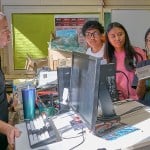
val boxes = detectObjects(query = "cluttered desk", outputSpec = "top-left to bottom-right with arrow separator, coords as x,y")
15,100 -> 150,150
15,52 -> 150,150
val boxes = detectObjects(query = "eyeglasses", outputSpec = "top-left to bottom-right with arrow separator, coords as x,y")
85,31 -> 100,38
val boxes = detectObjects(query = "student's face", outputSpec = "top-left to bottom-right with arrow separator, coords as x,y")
107,27 -> 125,51
145,32 -> 150,50
0,17 -> 11,48
84,28 -> 103,49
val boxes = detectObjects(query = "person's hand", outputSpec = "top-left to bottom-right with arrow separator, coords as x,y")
6,125 -> 21,147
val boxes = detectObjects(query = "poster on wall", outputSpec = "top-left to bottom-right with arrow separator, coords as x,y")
51,14 -> 99,52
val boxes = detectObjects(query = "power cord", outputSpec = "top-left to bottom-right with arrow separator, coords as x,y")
68,127 -> 85,150
116,70 -> 130,99
62,130 -> 86,140
119,105 -> 145,117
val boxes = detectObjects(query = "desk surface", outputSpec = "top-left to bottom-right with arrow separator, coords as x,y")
15,100 -> 150,150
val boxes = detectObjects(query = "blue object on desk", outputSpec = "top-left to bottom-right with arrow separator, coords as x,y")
102,125 -> 140,141
22,87 -> 36,120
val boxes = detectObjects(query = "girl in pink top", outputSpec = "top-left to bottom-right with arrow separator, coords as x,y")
104,22 -> 147,100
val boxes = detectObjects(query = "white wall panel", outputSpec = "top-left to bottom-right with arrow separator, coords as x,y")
112,10 -> 150,49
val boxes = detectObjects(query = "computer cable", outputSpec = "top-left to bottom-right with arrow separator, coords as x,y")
116,70 -> 130,99
113,99 -> 133,105
62,130 -> 86,140
68,127 -> 85,150
119,105 -> 145,117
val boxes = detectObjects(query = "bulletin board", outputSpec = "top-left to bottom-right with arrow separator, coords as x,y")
52,14 -> 99,52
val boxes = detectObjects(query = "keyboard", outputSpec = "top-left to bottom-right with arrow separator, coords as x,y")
25,114 -> 61,148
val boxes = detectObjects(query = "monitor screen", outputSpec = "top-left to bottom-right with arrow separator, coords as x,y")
69,52 -> 101,131
98,63 -> 119,121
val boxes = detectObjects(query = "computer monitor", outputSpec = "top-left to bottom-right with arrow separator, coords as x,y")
57,67 -> 71,113
98,63 -> 119,121
36,70 -> 57,89
69,52 -> 101,131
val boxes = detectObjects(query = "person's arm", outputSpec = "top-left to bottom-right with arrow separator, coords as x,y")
0,120 -> 21,145
135,59 -> 150,99
136,79 -> 146,99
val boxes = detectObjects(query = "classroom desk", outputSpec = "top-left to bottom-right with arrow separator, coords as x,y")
15,100 -> 150,150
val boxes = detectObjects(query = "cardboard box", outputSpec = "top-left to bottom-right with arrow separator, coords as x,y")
48,48 -> 72,70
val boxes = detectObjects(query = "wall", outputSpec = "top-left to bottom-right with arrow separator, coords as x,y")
112,10 -> 150,49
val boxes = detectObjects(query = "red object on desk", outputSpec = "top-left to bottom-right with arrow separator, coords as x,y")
37,90 -> 58,96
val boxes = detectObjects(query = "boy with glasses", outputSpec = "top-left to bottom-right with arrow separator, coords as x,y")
82,20 -> 105,58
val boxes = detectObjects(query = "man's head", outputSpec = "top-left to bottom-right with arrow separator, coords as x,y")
0,12 -> 10,48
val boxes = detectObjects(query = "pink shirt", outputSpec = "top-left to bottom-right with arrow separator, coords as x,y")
115,47 -> 147,100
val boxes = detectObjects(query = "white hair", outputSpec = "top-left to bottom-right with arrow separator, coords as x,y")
0,12 -> 6,20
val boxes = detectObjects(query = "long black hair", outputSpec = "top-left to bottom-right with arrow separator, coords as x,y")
104,22 -> 143,71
